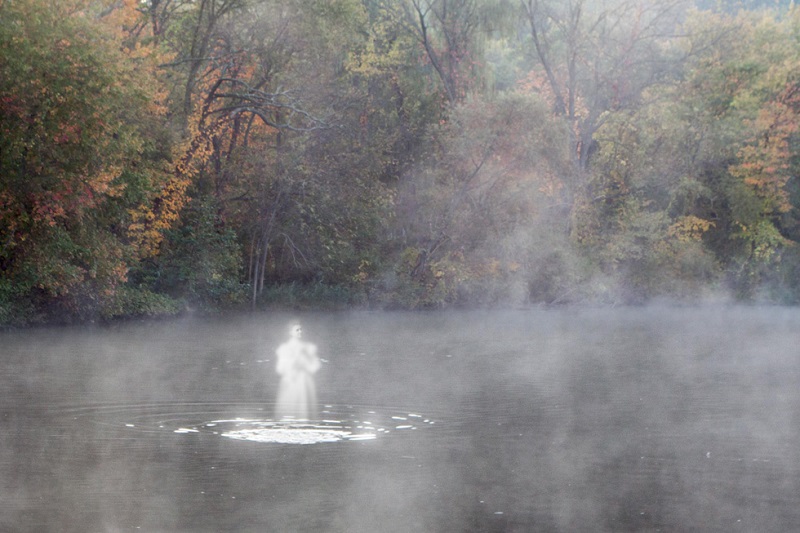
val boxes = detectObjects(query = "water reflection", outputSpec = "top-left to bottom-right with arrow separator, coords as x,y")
2,308 -> 800,531
58,401 -> 434,444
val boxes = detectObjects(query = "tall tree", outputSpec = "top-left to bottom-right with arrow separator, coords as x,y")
0,0 -> 173,318
518,0 -> 690,227
378,0 -> 509,105
126,0 -> 381,306
387,92 -> 573,306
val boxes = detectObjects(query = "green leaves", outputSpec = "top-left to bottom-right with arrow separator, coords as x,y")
0,0 -> 173,320
4,0 -> 800,322
579,7 -> 800,300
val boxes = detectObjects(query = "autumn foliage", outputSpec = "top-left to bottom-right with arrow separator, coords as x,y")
0,0 -> 173,320
1,0 -> 800,323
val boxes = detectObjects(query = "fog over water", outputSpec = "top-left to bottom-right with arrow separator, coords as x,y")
1,306 -> 799,532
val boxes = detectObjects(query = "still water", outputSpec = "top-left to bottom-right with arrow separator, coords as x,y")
2,307 -> 799,532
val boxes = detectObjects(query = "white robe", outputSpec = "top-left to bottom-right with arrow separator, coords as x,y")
275,338 -> 320,420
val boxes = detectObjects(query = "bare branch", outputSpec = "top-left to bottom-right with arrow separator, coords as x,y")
209,78 -> 331,131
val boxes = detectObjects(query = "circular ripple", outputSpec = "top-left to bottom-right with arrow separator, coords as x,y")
62,402 -> 437,445
206,420 -> 376,444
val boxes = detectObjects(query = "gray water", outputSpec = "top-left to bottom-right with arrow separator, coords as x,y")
1,307 -> 799,532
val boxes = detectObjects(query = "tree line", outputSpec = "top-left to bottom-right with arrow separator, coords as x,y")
1,0 -> 799,324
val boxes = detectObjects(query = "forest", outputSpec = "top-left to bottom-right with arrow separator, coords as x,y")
1,0 -> 799,325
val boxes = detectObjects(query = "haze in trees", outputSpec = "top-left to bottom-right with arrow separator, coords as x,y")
2,0 -> 799,324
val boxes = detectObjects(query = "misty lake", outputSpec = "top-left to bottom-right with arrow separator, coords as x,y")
2,307 -> 800,532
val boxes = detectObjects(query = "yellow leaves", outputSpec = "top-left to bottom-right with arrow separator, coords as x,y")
345,9 -> 413,78
429,253 -> 470,285
667,216 -> 715,243
470,257 -> 521,280
127,173 -> 191,258
91,165 -> 126,197
128,164 -> 189,258
95,0 -> 144,38
128,106 -> 226,259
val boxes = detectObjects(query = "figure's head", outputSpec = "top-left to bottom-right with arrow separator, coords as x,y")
289,323 -> 303,338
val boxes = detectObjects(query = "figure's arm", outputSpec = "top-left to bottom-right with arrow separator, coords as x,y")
306,344 -> 321,373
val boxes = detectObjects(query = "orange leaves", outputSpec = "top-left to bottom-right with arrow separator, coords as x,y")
730,82 -> 799,215
23,164 -> 125,231
101,0 -> 145,34
667,216 -> 715,243
0,0 -> 179,315
31,194 -> 67,227
127,108 -> 227,258
128,170 -> 192,259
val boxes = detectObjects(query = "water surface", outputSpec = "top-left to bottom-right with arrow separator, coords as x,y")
2,307 -> 799,532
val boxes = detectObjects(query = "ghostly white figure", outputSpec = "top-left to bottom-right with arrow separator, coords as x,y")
275,323 -> 320,421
